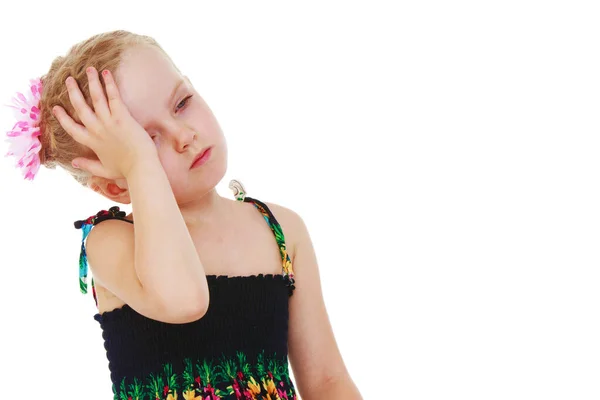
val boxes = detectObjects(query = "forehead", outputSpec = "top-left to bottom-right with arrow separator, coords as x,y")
115,45 -> 182,122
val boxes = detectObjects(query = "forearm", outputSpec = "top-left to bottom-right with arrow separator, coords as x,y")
126,156 -> 208,311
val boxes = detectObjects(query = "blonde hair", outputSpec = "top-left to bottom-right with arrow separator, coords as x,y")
38,30 -> 166,186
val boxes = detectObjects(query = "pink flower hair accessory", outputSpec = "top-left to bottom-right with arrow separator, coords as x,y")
4,78 -> 44,180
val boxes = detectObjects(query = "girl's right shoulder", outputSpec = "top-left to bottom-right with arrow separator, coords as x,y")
84,209 -> 135,255
75,206 -> 135,273
74,206 -> 141,313
74,206 -> 135,282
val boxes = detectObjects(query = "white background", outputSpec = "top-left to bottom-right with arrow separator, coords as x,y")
0,1 -> 599,399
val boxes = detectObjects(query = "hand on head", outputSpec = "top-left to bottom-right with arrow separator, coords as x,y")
51,68 -> 157,181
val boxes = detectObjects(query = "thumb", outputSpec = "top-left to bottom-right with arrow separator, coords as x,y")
71,158 -> 115,179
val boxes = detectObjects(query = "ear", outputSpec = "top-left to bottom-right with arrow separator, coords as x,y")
88,176 -> 131,205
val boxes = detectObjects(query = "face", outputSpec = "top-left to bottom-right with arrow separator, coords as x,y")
114,45 -> 227,204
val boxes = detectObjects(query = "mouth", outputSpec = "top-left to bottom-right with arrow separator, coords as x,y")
190,146 -> 213,169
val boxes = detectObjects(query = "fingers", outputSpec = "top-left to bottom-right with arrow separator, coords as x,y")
52,106 -> 90,146
101,70 -> 124,112
65,76 -> 100,131
86,67 -> 110,120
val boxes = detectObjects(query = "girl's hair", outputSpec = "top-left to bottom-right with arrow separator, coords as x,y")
38,30 -> 166,186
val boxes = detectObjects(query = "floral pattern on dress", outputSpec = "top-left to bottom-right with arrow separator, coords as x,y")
113,351 -> 297,400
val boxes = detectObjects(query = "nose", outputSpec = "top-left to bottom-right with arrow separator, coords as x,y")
175,129 -> 197,152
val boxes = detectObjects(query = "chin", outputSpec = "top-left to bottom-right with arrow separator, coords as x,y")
203,157 -> 228,191
176,154 -> 228,201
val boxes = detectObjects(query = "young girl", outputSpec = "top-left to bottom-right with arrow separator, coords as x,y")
5,30 -> 361,399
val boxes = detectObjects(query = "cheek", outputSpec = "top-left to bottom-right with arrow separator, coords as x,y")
190,102 -> 223,139
156,151 -> 180,177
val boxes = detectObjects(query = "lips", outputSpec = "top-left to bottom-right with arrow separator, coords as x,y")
191,147 -> 212,169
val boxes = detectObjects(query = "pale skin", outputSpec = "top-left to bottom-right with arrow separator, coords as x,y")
52,44 -> 362,399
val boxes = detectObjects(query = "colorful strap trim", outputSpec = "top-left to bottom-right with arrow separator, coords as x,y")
73,206 -> 131,306
229,180 -> 294,289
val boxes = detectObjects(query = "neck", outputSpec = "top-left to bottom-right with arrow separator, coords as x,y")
178,188 -> 233,228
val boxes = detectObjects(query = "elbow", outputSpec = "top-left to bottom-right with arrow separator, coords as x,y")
155,285 -> 210,324
170,300 -> 209,324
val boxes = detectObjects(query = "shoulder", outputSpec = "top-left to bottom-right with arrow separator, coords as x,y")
83,213 -> 135,275
263,201 -> 310,262
78,207 -> 134,245
263,202 -> 307,234
86,216 -> 134,245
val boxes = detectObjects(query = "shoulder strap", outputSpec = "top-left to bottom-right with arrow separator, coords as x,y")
73,206 -> 133,306
230,180 -> 296,294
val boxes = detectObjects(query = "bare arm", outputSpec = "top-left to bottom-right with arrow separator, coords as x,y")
266,203 -> 362,399
87,156 -> 209,323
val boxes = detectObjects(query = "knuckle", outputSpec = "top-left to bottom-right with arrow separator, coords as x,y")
91,92 -> 103,102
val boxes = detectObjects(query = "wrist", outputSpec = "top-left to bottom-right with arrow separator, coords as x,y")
124,151 -> 162,180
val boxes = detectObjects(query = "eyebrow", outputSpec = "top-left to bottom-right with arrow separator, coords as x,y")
169,78 -> 185,105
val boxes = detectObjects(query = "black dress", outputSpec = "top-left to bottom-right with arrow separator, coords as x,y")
74,191 -> 297,400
